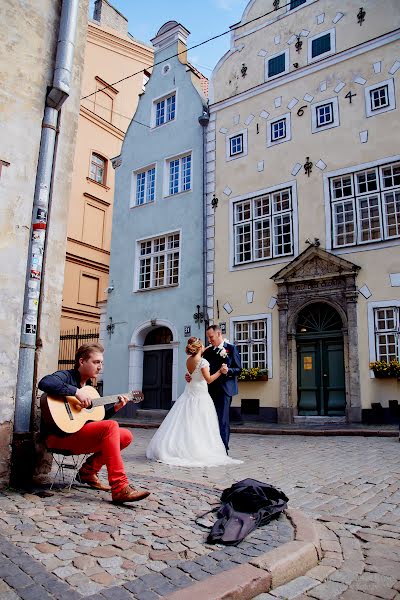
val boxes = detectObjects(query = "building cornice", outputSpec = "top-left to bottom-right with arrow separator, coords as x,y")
80,105 -> 125,140
83,192 -> 111,207
62,305 -> 100,318
88,22 -> 153,64
210,29 -> 400,112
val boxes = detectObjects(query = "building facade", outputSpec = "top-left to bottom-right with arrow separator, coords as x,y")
102,22 -> 208,412
207,0 -> 400,423
60,0 -> 153,333
0,0 -> 88,485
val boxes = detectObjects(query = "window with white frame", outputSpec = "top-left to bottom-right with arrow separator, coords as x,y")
166,153 -> 192,195
330,161 -> 400,248
226,129 -> 248,161
138,233 -> 180,290
308,29 -> 335,62
90,153 -> 106,184
133,165 -> 155,206
154,93 -> 176,127
267,113 -> 291,146
289,0 -> 306,9
234,319 -> 268,370
265,50 -> 289,80
234,187 -> 294,264
365,79 -> 396,118
373,306 -> 399,363
311,97 -> 339,133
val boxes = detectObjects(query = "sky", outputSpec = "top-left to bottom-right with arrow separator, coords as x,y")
90,0 -> 249,75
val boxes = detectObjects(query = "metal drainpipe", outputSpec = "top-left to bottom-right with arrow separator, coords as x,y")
14,0 -> 79,434
199,107 -> 210,342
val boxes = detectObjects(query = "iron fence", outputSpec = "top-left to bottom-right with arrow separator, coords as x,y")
58,326 -> 99,370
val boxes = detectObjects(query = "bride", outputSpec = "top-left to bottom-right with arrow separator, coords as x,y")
146,337 -> 242,467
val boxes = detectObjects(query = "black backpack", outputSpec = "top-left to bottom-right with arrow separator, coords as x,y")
205,478 -> 288,546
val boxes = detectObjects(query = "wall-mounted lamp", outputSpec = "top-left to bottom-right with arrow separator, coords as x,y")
357,7 -> 366,25
211,194 -> 219,210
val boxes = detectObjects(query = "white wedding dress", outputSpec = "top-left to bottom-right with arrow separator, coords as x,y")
146,358 -> 242,467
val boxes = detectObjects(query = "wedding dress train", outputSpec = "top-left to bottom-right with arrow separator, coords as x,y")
146,358 -> 242,467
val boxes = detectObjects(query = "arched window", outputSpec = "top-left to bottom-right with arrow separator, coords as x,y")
296,303 -> 342,335
144,327 -> 173,345
90,153 -> 106,185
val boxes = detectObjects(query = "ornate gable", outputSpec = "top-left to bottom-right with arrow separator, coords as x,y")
271,246 -> 360,284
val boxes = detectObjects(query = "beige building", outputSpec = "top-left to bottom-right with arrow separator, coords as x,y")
61,0 -> 153,332
0,0 -> 88,486
207,0 -> 400,423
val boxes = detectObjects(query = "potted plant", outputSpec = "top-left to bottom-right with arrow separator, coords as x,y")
369,359 -> 400,379
239,367 -> 269,381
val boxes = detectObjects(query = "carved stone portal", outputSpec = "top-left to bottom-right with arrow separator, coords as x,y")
271,246 -> 361,424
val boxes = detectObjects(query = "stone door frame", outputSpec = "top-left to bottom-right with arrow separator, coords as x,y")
271,246 -> 362,424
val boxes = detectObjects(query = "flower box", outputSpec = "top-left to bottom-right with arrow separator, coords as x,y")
370,359 -> 400,379
238,368 -> 268,382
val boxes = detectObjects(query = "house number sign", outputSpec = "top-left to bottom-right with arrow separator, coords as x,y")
184,325 -> 191,337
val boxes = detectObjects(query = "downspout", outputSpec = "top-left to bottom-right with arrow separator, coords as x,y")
14,0 -> 80,435
199,106 -> 210,342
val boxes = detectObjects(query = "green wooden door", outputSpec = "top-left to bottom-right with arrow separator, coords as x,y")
297,338 -> 345,416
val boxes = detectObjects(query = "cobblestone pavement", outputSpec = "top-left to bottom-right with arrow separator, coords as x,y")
0,430 -> 399,599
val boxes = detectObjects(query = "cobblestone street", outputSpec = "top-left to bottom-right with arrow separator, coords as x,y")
0,430 -> 399,599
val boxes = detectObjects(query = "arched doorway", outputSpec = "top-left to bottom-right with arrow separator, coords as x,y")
142,327 -> 173,410
296,303 -> 346,416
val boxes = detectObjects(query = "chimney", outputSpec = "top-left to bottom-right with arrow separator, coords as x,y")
151,21 -> 190,63
93,0 -> 128,36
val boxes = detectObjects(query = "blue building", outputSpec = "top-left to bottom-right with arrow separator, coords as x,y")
103,22 -> 208,412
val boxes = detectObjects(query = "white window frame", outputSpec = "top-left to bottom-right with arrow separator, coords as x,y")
267,112 -> 291,147
367,300 -> 400,376
131,164 -> 156,208
134,229 -> 181,292
365,78 -> 396,118
226,129 -> 248,161
163,150 -> 193,197
229,181 -> 299,270
151,89 -> 177,128
230,313 -> 273,378
324,156 -> 400,252
311,96 -> 340,133
308,28 -> 336,63
286,0 -> 315,13
265,49 -> 289,81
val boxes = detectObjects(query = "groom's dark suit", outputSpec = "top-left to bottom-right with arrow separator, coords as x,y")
203,342 -> 241,451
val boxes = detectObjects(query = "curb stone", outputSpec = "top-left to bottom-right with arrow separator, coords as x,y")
164,510 -> 320,599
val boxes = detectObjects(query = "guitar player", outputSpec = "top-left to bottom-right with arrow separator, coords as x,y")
38,342 -> 150,504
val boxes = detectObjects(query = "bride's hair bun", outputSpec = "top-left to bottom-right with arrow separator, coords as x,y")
186,336 -> 202,355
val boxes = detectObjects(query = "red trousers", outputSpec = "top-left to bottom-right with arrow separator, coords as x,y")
46,420 -> 133,493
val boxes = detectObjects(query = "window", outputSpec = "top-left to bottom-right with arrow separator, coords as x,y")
267,113 -> 291,146
234,319 -> 268,370
374,307 -> 399,363
154,93 -> 176,126
166,153 -> 191,195
90,153 -> 106,185
365,79 -> 396,118
311,97 -> 339,133
133,166 -> 155,206
234,187 -> 294,264
226,129 -> 248,161
230,134 -> 243,156
138,233 -> 180,290
308,29 -> 335,62
330,161 -> 400,248
290,0 -> 306,8
265,50 -> 289,80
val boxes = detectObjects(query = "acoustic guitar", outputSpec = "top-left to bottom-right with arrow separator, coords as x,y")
40,385 -> 144,434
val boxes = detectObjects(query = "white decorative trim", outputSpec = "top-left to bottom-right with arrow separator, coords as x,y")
359,130 -> 368,143
373,61 -> 382,74
233,114 -> 240,125
303,93 -> 314,102
389,60 -> 400,75
246,291 -> 254,304
308,28 -> 336,64
258,49 -> 267,57
364,78 -> 396,118
323,154 -> 400,251
268,296 -> 277,309
354,76 -> 367,85
265,49 -> 290,81
332,12 -> 344,23
274,96 -> 282,108
219,127 -> 228,134
287,97 -> 299,110
359,284 -> 372,299
230,313 -> 273,378
300,30 -> 310,37
316,159 -> 327,170
291,162 -> 302,176
257,160 -> 265,172
223,302 -> 233,314
274,35 -> 281,45
389,273 -> 400,287
367,300 -> 400,372
311,96 -> 340,133
334,81 -> 346,93
224,186 -> 232,196
260,110 -> 270,119
210,31 -> 400,113
320,80 -> 327,92
287,34 -> 297,46
267,112 -> 292,147
226,129 -> 248,161
245,114 -> 255,126
316,13 -> 325,24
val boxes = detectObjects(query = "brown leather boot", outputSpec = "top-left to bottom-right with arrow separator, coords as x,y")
77,470 -> 111,491
112,484 -> 150,504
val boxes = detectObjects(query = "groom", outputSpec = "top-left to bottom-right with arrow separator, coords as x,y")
203,325 -> 242,453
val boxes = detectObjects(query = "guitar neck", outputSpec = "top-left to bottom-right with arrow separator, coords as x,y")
90,394 -> 124,407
